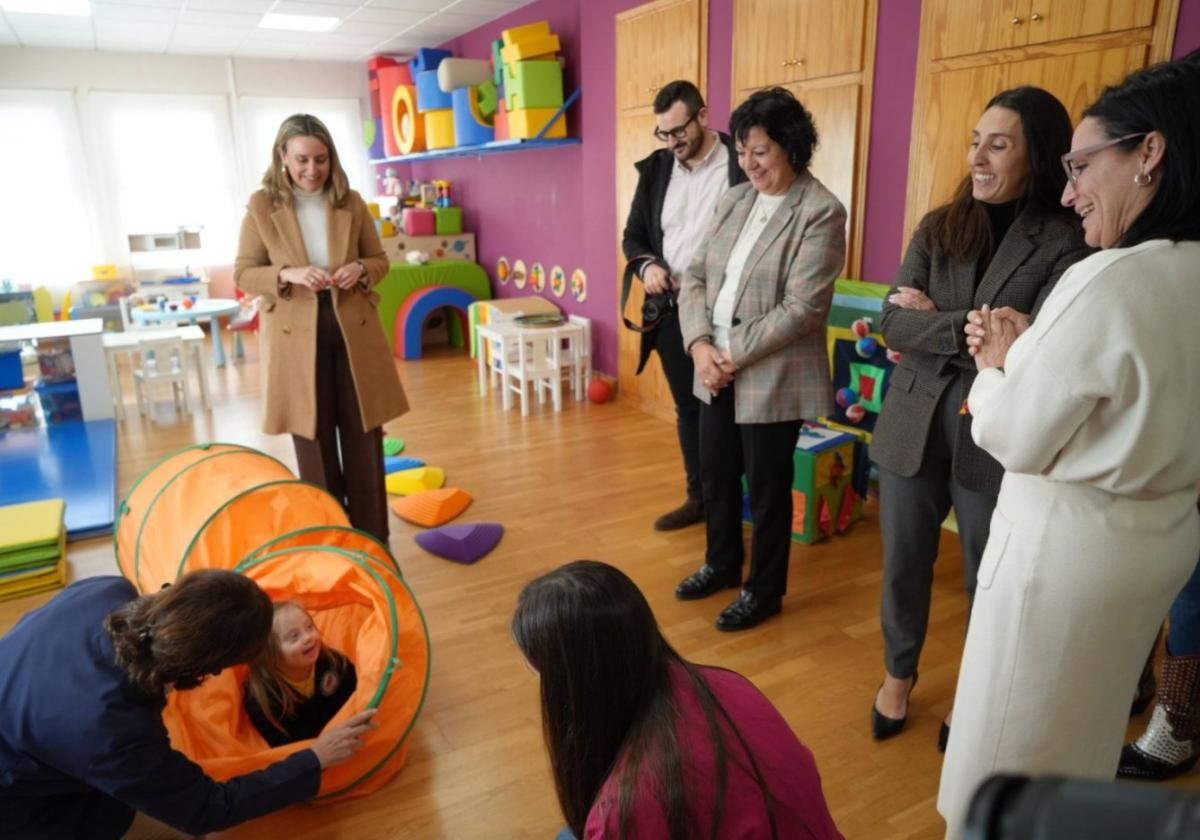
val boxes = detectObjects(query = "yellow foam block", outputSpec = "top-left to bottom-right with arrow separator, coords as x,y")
91,264 -> 118,280
385,466 -> 446,496
0,499 -> 65,554
502,20 -> 551,46
507,106 -> 567,140
368,202 -> 381,220
423,108 -> 456,150
389,487 -> 472,527
501,36 -> 561,75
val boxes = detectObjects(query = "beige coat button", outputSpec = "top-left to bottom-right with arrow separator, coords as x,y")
282,326 -> 291,334
360,318 -> 367,326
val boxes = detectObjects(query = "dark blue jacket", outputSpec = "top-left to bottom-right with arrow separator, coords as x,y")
0,577 -> 321,834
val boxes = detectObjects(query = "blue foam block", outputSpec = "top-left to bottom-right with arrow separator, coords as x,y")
384,456 -> 426,474
409,48 -> 452,75
452,88 -> 495,146
416,69 -> 453,112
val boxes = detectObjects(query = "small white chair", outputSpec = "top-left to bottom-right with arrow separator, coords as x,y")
476,311 -> 523,400
511,328 -> 561,416
565,315 -> 592,400
132,335 -> 190,419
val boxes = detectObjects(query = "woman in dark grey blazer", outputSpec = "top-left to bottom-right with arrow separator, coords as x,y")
869,87 -> 1090,748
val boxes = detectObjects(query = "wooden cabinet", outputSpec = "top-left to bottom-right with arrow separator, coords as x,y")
904,0 -> 1179,240
926,0 -> 1158,59
731,0 -> 877,278
616,0 -> 706,112
614,0 -> 708,419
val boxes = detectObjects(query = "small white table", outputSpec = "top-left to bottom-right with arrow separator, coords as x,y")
130,298 -> 241,367
0,318 -> 112,421
102,326 -> 208,419
475,320 -> 585,415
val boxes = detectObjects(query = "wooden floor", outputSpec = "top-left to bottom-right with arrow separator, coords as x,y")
2,332 -> 1196,839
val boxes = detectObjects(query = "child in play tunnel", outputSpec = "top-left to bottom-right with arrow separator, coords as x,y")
244,601 -> 358,747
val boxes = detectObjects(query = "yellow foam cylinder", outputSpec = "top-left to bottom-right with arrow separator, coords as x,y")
424,109 -> 457,150
393,84 -> 425,155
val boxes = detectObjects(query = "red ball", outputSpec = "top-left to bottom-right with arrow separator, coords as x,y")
846,404 -> 867,424
851,318 -> 871,338
587,378 -> 612,404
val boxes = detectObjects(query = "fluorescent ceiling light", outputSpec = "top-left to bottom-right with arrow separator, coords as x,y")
1,0 -> 90,15
259,12 -> 339,33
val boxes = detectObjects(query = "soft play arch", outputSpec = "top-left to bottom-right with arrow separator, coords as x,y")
394,284 -> 476,360
115,444 -> 431,802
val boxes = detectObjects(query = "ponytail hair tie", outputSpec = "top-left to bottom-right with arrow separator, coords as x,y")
137,628 -> 154,651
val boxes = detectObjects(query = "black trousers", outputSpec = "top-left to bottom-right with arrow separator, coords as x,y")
293,292 -> 388,544
879,378 -> 997,678
1,789 -> 135,840
653,311 -> 702,502
699,381 -> 802,600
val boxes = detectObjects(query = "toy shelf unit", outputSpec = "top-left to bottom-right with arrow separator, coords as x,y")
0,319 -> 114,430
370,89 -> 581,165
127,228 -> 209,302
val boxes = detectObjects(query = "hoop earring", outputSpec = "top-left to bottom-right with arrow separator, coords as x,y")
1133,171 -> 1152,186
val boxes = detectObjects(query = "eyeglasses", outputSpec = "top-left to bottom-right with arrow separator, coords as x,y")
1061,133 -> 1146,185
653,113 -> 697,142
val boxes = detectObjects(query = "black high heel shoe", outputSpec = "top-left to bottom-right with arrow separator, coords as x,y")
871,673 -> 918,741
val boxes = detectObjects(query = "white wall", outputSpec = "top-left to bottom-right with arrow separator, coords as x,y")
0,46 -> 374,301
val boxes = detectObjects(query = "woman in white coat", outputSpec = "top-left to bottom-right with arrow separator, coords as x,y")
937,58 -> 1200,838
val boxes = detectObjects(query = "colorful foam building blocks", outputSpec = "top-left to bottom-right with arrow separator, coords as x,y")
477,80 -> 498,119
424,109 -> 457,150
435,207 -> 463,235
493,102 -> 511,141
376,63 -> 415,157
392,84 -> 425,154
500,21 -> 561,75
416,69 -> 453,112
403,208 -> 436,236
502,59 -> 564,111
491,39 -> 504,84
409,47 -> 452,75
506,105 -> 567,140
451,86 -> 495,147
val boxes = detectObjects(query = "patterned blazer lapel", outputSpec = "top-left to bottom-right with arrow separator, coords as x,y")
271,204 -> 311,267
706,186 -> 757,309
732,173 -> 809,313
974,206 -> 1041,306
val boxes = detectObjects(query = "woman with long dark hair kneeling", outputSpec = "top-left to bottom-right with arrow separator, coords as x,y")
513,560 -> 842,839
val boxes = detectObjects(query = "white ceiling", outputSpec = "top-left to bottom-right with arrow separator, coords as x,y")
0,0 -> 532,61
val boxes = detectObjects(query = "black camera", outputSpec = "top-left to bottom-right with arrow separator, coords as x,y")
966,773 -> 1200,840
641,292 -> 676,326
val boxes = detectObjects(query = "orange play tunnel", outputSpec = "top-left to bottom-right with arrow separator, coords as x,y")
115,443 -> 430,801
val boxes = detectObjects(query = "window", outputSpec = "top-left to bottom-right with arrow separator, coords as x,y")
239,97 -> 371,199
0,90 -> 100,296
88,92 -> 242,271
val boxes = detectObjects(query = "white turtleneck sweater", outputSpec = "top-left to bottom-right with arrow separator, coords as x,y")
292,188 -> 329,269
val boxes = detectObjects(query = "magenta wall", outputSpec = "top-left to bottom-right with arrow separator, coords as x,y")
408,0 -> 1199,376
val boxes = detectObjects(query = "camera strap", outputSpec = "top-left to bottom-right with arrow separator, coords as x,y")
621,256 -> 669,333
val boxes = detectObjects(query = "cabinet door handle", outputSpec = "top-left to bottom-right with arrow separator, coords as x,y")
1011,16 -> 1023,25
1031,12 -> 1042,21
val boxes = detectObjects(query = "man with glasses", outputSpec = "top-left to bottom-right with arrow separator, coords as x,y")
622,80 -> 746,531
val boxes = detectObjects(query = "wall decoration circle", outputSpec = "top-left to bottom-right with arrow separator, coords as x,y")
570,268 -> 587,303
496,256 -> 510,285
530,262 -> 546,293
512,259 -> 528,289
549,265 -> 566,298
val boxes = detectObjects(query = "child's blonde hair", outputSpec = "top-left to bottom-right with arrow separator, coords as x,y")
244,601 -> 348,738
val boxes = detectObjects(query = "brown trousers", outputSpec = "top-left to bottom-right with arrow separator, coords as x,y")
293,292 -> 389,543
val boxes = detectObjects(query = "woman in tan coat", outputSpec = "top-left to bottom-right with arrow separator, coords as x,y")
235,114 -> 408,543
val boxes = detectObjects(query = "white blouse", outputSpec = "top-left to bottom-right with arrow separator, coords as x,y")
712,191 -> 787,351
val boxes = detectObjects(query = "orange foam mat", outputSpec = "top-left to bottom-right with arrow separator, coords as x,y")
389,487 -> 472,527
